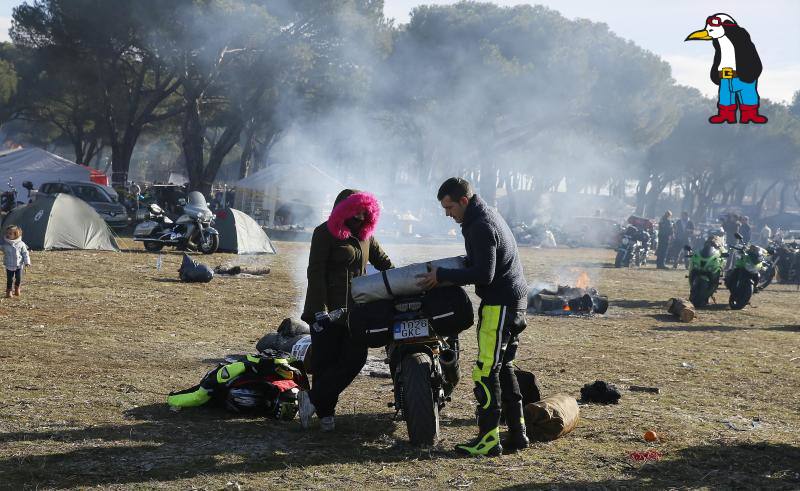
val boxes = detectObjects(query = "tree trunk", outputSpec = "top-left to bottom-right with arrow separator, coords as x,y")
181,96 -> 205,192
110,140 -> 136,187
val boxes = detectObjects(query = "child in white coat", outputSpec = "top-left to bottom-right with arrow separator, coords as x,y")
2,225 -> 31,298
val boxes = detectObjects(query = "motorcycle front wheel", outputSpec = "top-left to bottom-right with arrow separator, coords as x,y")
614,250 -> 626,268
757,264 -> 776,291
199,233 -> 219,254
401,352 -> 440,446
729,277 -> 753,310
689,277 -> 711,307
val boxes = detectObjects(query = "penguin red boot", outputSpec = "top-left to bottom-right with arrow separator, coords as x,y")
709,104 -> 737,124
739,104 -> 768,124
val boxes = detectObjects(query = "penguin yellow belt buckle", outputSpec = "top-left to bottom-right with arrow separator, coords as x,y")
721,67 -> 734,79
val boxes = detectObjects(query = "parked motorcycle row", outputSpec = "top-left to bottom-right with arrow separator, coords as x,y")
684,232 -> 776,310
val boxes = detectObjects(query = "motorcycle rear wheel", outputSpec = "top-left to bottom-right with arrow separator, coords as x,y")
143,241 -> 164,252
401,352 -> 440,446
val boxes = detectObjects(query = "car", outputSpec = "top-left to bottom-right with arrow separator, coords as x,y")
36,181 -> 131,229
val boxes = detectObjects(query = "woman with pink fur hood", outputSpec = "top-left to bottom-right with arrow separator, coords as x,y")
299,188 -> 394,431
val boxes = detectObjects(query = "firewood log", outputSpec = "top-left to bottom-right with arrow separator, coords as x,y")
665,297 -> 695,322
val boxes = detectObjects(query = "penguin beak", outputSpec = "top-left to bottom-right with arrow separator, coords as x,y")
685,29 -> 712,41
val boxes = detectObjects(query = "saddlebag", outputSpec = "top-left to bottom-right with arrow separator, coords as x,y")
420,286 -> 474,337
348,299 -> 395,348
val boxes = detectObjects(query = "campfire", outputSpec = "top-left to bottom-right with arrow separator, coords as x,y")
527,271 -> 608,316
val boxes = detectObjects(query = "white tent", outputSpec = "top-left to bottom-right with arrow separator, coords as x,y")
0,147 -> 98,193
235,163 -> 344,226
3,193 -> 119,251
215,208 -> 277,254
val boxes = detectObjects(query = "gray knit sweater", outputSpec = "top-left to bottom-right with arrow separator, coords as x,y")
437,196 -> 527,309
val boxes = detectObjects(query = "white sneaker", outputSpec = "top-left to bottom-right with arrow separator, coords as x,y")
320,416 -> 335,432
298,391 -> 315,429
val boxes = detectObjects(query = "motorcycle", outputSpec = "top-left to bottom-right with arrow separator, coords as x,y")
0,178 -> 23,214
385,296 -> 459,446
614,225 -> 650,267
724,233 -> 767,310
133,191 -> 219,254
772,242 -> 800,284
684,235 -> 725,307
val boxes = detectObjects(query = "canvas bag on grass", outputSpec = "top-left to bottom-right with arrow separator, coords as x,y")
524,394 -> 580,441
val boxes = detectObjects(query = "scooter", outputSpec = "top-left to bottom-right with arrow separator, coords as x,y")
684,235 -> 726,307
385,296 -> 459,446
724,233 -> 767,310
134,191 -> 219,254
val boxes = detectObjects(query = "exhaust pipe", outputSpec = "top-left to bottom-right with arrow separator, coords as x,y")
440,348 -> 460,391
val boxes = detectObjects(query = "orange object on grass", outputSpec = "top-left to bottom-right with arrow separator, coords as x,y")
644,430 -> 659,442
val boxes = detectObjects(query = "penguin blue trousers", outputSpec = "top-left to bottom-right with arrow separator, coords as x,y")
718,77 -> 759,106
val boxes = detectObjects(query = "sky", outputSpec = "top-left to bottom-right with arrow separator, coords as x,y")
1,0 -> 798,102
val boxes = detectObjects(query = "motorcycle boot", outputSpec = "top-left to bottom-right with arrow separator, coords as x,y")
455,405 -> 502,457
502,400 -> 529,452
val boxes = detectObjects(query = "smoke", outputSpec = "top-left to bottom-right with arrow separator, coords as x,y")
243,2 -> 673,237
209,2 -> 685,318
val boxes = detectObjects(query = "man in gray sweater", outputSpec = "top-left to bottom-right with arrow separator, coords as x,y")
418,177 -> 528,457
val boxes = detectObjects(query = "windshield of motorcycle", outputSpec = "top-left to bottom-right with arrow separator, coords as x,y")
690,252 -> 723,274
183,191 -> 213,221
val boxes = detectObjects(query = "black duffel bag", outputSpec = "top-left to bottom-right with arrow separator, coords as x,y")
421,286 -> 474,337
348,299 -> 395,348
178,253 -> 214,283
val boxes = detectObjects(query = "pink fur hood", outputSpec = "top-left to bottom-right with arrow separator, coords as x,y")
327,192 -> 381,241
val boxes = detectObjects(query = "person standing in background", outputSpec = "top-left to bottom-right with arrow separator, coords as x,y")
759,222 -> 772,247
656,211 -> 674,269
740,216 -> 752,243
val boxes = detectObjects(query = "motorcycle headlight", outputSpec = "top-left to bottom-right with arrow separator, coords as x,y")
745,263 -> 760,274
622,237 -> 629,245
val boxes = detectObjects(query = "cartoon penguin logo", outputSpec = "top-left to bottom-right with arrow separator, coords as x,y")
686,13 -> 767,124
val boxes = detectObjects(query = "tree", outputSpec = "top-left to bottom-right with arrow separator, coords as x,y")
11,0 -> 183,185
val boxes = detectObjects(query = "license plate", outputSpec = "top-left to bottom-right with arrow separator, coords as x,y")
393,318 -> 430,340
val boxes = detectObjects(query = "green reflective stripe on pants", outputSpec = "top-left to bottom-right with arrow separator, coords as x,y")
472,305 -> 504,382
216,362 -> 246,384
476,379 -> 492,410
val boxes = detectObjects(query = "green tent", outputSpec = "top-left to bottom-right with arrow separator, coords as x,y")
3,193 -> 119,251
214,208 -> 276,254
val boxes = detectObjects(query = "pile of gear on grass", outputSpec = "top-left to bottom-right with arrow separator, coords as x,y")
167,255 -> 584,446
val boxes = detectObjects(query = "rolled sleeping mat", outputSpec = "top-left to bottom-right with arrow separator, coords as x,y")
351,256 -> 467,303
524,394 -> 580,441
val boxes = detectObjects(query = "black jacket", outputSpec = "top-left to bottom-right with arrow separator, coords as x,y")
437,195 -> 527,309
711,26 -> 762,85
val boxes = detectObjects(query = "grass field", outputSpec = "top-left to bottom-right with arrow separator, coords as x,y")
1,241 -> 798,490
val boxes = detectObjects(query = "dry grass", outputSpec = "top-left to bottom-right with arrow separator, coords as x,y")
1,240 -> 798,490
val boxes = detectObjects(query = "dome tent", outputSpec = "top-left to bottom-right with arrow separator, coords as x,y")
3,193 -> 119,251
214,208 -> 276,254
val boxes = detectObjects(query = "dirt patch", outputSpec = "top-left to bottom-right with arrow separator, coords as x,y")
1,242 -> 798,489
